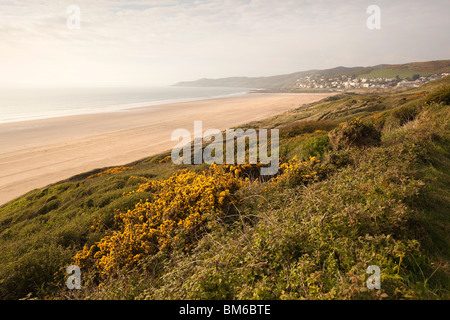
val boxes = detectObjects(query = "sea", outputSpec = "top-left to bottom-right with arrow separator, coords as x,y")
0,86 -> 252,124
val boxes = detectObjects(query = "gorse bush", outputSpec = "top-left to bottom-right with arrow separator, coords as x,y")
74,164 -> 244,277
271,156 -> 323,187
73,158 -> 329,281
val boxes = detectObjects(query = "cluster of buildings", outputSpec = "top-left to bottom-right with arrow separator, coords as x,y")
294,73 -> 449,90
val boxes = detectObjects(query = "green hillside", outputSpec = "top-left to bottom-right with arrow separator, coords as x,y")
0,77 -> 449,300
174,60 -> 450,89
357,69 -> 431,79
358,60 -> 450,79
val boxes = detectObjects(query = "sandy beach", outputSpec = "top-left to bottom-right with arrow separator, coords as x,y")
0,92 -> 333,205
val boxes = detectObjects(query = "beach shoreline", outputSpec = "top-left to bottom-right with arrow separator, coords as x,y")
0,92 -> 335,206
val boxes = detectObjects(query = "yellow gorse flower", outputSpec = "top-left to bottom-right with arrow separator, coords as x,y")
74,158 -> 324,277
74,165 -> 244,276
271,155 -> 322,185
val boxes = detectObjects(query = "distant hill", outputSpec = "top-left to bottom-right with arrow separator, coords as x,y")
174,60 -> 450,89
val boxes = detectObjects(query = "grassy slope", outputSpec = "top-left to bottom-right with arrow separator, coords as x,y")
357,69 -> 431,79
0,77 -> 449,299
357,60 -> 450,79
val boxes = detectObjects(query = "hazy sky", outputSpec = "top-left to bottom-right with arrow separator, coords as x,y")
0,0 -> 449,87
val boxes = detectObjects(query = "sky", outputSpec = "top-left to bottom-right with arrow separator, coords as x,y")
0,0 -> 449,87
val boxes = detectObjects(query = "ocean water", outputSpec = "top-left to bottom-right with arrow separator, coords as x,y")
0,86 -> 252,124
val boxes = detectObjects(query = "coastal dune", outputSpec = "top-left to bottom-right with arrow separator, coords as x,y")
0,93 -> 334,205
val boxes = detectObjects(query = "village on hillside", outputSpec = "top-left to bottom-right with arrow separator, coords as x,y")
294,72 -> 450,90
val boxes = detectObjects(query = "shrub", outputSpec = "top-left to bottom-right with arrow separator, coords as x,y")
424,87 -> 450,105
74,164 -> 245,278
328,118 -> 381,150
271,156 -> 324,187
390,104 -> 420,126
300,134 -> 331,159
